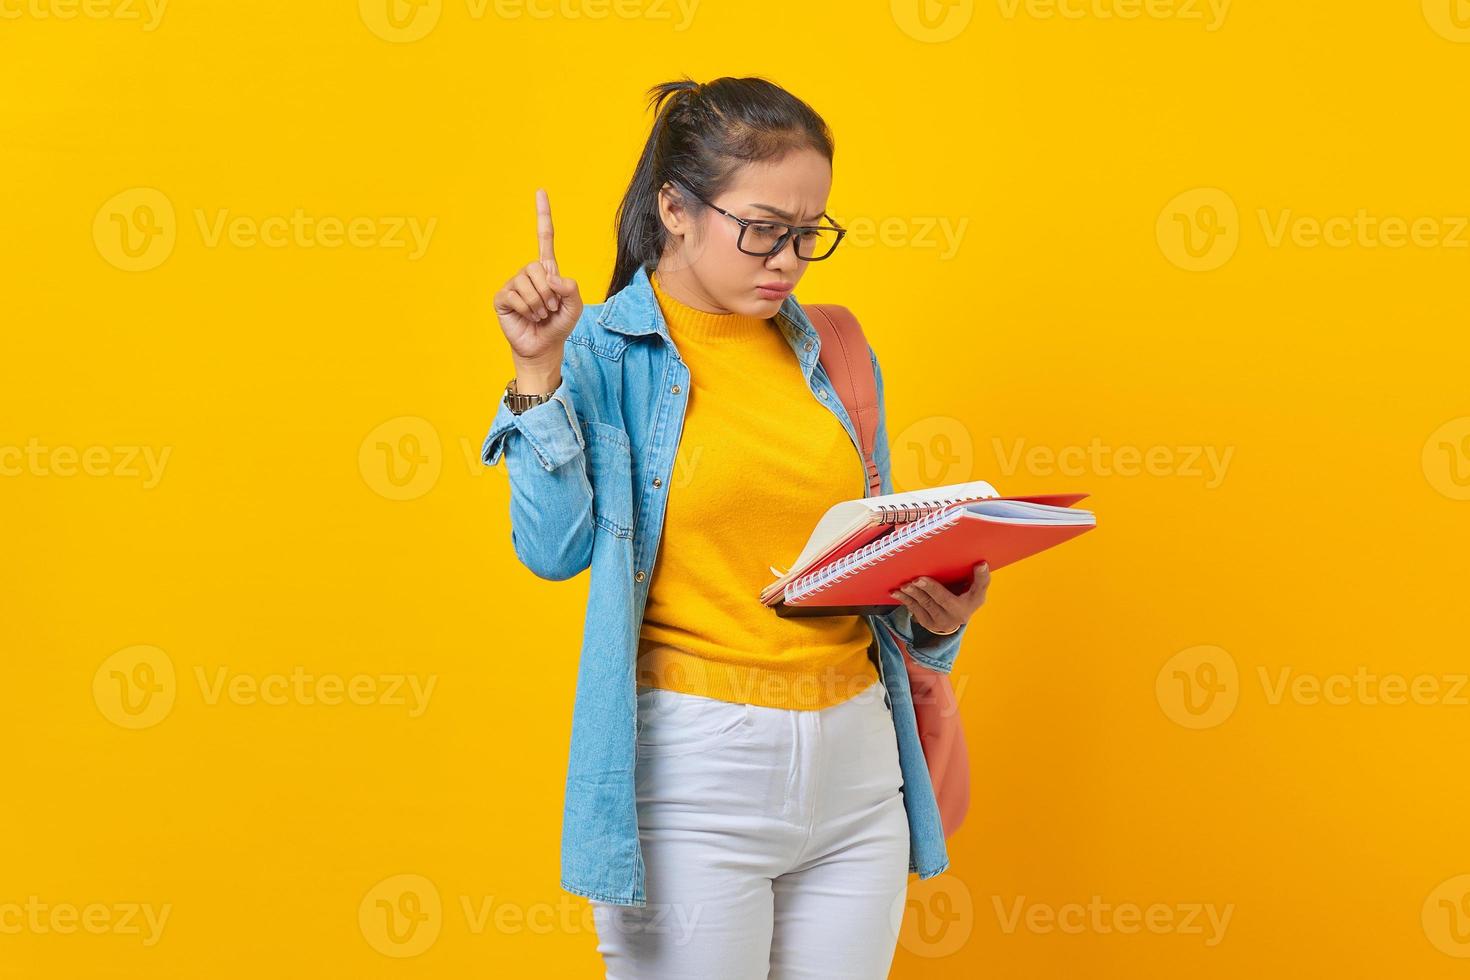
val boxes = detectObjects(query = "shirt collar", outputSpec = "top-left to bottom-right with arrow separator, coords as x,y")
598,262 -> 822,379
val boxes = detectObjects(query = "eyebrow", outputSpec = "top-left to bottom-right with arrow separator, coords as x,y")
748,202 -> 831,224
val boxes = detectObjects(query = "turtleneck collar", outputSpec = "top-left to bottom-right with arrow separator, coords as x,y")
650,268 -> 773,343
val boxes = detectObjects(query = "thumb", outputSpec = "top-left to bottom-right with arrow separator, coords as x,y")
548,273 -> 580,297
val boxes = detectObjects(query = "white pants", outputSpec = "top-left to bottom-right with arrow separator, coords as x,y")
592,679 -> 910,979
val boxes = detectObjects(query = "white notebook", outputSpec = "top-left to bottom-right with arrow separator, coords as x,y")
759,480 -> 1002,606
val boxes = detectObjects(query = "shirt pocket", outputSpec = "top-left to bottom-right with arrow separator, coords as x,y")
580,420 -> 634,539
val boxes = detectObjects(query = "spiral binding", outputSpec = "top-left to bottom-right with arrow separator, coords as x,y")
785,502 -> 969,603
870,493 -> 976,525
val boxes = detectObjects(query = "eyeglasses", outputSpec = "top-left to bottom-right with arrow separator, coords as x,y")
669,177 -> 846,261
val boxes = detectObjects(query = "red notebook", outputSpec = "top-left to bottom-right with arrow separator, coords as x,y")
771,495 -> 1096,617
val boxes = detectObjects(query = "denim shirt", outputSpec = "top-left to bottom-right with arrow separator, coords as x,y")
480,262 -> 969,908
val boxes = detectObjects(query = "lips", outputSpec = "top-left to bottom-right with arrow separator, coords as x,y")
756,282 -> 793,298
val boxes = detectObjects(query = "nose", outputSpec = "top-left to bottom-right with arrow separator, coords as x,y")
764,238 -> 801,277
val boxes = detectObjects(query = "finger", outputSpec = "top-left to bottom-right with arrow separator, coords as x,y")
890,589 -> 941,632
498,287 -> 537,323
547,272 -> 578,297
524,262 -> 559,313
535,187 -> 558,275
512,273 -> 549,320
902,577 -> 962,619
964,562 -> 991,600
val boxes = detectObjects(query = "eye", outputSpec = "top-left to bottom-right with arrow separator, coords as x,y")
750,222 -> 784,235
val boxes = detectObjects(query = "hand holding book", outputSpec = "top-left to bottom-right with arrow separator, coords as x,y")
762,479 -> 1096,617
889,561 -> 992,636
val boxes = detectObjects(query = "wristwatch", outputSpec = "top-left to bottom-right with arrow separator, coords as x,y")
504,377 -> 557,415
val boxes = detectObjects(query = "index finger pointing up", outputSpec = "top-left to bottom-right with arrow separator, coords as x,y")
536,187 -> 557,275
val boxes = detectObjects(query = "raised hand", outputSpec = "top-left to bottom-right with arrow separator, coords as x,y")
493,188 -> 584,384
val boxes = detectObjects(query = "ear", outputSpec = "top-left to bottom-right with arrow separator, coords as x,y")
656,181 -> 694,238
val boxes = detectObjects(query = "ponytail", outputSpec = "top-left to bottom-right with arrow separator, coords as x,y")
605,76 -> 834,299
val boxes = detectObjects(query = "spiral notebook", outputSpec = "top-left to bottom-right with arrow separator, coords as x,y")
762,482 -> 1096,617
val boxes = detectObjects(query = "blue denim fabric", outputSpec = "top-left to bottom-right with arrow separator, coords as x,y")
481,262 -> 969,908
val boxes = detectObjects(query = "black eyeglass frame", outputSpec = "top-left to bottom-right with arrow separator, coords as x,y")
667,176 -> 847,262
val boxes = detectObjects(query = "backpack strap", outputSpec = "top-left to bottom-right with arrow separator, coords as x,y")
802,303 -> 882,498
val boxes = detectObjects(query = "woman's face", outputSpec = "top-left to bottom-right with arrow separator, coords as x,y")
656,148 -> 833,317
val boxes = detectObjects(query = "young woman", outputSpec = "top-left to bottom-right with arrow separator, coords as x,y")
484,76 -> 990,979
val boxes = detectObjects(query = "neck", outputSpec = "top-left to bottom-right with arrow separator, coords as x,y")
650,264 -> 728,314
650,267 -> 771,343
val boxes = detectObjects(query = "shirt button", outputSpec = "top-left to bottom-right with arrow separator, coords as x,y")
652,476 -> 662,488
635,570 -> 646,582
803,341 -> 813,352
818,389 -> 828,399
671,384 -> 681,394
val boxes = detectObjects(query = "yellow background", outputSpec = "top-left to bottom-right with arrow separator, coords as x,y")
4,1 -> 1470,976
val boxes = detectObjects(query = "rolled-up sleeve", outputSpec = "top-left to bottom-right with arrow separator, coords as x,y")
480,374 -> 596,581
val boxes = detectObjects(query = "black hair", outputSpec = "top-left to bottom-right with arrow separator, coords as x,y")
606,76 -> 835,299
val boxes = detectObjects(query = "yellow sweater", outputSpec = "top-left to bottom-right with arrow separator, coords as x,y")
636,269 -> 880,710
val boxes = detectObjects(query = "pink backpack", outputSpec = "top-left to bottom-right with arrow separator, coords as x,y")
802,303 -> 972,839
